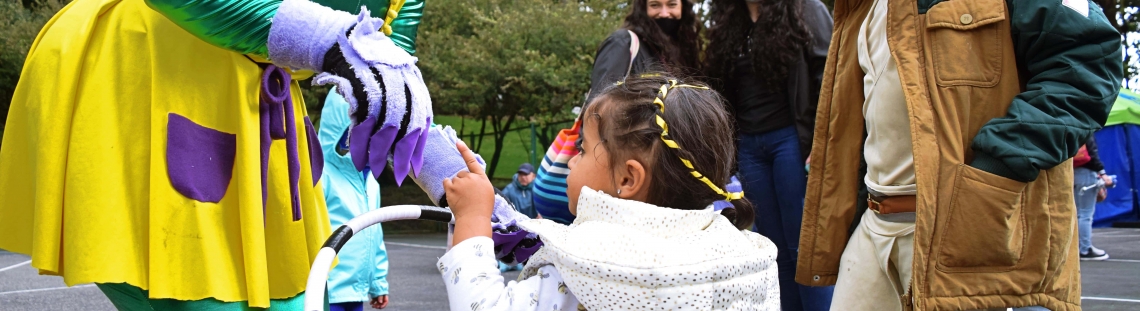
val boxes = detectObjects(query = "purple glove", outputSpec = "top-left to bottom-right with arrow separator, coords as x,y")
491,195 -> 543,265
268,0 -> 432,185
320,15 -> 432,186
409,126 -> 485,206
407,127 -> 541,263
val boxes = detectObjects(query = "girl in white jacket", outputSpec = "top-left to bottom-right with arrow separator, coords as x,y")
438,76 -> 781,311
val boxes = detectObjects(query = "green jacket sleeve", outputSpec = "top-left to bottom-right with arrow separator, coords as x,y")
144,0 -> 423,57
969,0 -> 1123,182
144,0 -> 280,58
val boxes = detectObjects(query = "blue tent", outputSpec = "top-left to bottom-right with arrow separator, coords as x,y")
1093,88 -> 1140,227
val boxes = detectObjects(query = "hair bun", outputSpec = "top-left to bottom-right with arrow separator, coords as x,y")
720,207 -> 738,225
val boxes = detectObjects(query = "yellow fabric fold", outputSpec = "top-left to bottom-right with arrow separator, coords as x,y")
0,0 -> 331,307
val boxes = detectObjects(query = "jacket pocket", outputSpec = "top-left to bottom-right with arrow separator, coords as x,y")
166,113 -> 237,203
937,164 -> 1027,270
925,0 -> 1006,87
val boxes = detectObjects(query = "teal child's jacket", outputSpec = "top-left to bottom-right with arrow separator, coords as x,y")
320,89 -> 390,303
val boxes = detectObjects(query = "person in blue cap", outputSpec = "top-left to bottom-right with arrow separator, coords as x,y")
496,162 -> 537,272
501,163 -> 538,219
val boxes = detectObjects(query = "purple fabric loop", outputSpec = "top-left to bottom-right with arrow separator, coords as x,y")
263,69 -> 289,139
304,116 -> 324,186
260,65 -> 303,221
166,113 -> 237,203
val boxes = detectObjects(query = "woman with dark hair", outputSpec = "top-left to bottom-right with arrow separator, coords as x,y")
587,0 -> 702,104
533,0 -> 703,225
704,0 -> 834,310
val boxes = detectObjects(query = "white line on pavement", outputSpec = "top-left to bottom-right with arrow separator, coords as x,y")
1082,296 -> 1140,303
0,260 -> 31,273
1098,232 -> 1140,237
1105,258 -> 1140,263
385,242 -> 447,250
0,284 -> 97,296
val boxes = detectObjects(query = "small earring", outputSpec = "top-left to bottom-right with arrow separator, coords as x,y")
616,189 -> 622,195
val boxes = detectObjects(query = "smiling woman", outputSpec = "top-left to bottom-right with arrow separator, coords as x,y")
605,0 -> 702,82
531,0 -> 704,225
646,0 -> 682,20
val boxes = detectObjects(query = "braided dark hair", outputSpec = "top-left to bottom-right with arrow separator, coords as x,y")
585,75 -> 754,230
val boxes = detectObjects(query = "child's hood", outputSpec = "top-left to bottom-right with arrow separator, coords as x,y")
518,187 -> 781,310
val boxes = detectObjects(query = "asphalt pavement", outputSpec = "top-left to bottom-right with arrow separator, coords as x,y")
1,229 -> 1136,310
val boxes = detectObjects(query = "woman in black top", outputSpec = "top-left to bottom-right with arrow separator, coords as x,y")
703,0 -> 833,310
534,0 -> 704,225
585,0 -> 702,104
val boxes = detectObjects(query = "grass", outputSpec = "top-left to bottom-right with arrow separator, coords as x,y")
432,115 -> 539,180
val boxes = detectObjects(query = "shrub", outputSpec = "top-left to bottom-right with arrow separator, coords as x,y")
0,0 -> 66,132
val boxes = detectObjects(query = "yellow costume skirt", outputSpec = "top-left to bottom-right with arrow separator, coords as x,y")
0,0 -> 331,307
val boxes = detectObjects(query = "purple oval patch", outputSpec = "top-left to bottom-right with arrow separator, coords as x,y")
166,113 -> 237,203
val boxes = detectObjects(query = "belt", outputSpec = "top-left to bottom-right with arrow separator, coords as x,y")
868,194 -> 917,214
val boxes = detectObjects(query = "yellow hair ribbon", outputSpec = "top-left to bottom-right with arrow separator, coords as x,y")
382,0 -> 407,36
653,80 -> 743,201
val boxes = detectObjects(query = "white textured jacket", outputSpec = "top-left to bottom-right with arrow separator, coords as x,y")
437,187 -> 781,310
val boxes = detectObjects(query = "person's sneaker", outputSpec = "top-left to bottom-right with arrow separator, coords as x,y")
1080,246 -> 1109,261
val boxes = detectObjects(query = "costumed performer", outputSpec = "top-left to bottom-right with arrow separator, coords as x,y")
0,0 -> 430,308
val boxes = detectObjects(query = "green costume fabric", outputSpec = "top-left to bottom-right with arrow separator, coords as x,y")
96,283 -> 314,311
143,0 -> 424,55
961,0 -> 1123,182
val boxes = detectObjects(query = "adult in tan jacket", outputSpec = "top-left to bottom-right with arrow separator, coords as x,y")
796,0 -> 1122,310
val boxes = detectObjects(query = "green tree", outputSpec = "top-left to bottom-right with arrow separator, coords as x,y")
418,0 -> 623,178
1095,0 -> 1140,89
1,0 -> 66,135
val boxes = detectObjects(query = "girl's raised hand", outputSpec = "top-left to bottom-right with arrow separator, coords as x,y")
444,141 -> 495,246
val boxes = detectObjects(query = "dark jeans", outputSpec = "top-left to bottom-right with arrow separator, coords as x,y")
329,302 -> 364,311
737,126 -> 834,311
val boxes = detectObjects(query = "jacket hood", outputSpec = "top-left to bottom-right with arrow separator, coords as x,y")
319,88 -> 356,173
518,187 -> 781,310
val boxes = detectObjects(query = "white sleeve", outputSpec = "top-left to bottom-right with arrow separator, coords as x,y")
438,237 -> 579,311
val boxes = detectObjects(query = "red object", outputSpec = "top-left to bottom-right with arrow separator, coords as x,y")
1073,144 -> 1091,167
